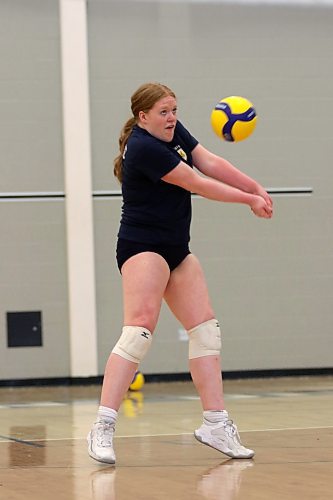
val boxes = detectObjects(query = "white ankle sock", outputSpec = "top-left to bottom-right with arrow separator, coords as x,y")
98,406 -> 118,423
203,410 -> 229,425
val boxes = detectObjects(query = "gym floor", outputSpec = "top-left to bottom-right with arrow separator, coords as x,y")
0,375 -> 332,499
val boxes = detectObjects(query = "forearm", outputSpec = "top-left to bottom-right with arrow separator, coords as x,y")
194,176 -> 256,206
207,156 -> 259,194
162,161 -> 272,218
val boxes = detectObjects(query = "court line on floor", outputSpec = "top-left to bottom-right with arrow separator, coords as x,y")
0,434 -> 45,447
1,425 -> 332,444
109,425 -> 333,438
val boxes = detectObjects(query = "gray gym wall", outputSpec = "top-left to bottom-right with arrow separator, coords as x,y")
0,0 -> 70,380
0,0 -> 332,381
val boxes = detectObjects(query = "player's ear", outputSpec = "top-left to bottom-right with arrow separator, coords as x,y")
138,110 -> 147,123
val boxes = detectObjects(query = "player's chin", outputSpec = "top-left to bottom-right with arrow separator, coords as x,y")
164,127 -> 175,140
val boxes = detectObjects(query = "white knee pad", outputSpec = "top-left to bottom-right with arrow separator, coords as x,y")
112,326 -> 152,363
187,318 -> 221,359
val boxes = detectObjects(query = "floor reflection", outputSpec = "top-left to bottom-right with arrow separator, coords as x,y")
122,391 -> 144,419
90,468 -> 116,500
197,460 -> 254,500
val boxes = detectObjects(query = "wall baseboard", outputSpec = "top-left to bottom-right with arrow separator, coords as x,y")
0,367 -> 332,388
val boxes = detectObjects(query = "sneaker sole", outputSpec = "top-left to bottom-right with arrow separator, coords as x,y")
194,431 -> 255,459
88,450 -> 116,465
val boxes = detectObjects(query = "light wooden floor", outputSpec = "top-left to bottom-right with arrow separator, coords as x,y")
0,376 -> 333,499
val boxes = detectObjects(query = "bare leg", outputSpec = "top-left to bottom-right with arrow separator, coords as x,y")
100,354 -> 138,410
88,253 -> 170,464
164,254 -> 254,459
100,252 -> 170,410
189,356 -> 224,410
164,254 -> 224,410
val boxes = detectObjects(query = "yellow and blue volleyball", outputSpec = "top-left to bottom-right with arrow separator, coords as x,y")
210,96 -> 257,142
129,371 -> 145,391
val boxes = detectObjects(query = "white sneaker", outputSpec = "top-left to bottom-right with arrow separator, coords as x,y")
87,421 -> 116,464
194,420 -> 255,459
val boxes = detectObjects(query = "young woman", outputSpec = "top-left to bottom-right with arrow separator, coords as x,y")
87,82 -> 273,464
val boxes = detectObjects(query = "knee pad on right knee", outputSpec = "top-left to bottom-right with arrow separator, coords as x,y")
187,318 -> 221,359
112,326 -> 152,363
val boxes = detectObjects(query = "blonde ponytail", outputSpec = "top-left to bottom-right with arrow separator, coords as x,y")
113,117 -> 136,183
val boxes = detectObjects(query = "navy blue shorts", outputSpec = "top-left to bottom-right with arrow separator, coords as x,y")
116,238 -> 191,273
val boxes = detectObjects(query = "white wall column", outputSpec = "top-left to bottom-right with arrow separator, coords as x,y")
59,0 -> 98,377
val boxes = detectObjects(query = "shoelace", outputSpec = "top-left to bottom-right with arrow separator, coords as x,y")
223,420 -> 242,443
95,422 -> 114,447
207,419 -> 251,453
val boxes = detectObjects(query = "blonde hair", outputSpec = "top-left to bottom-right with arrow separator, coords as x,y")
113,82 -> 176,182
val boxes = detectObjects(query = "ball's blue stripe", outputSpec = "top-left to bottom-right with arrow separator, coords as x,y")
214,102 -> 256,142
214,103 -> 256,122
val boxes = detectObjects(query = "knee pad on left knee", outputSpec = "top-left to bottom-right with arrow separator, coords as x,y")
187,318 -> 221,359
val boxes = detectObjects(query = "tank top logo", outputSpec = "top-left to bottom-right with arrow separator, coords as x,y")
174,145 -> 187,161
